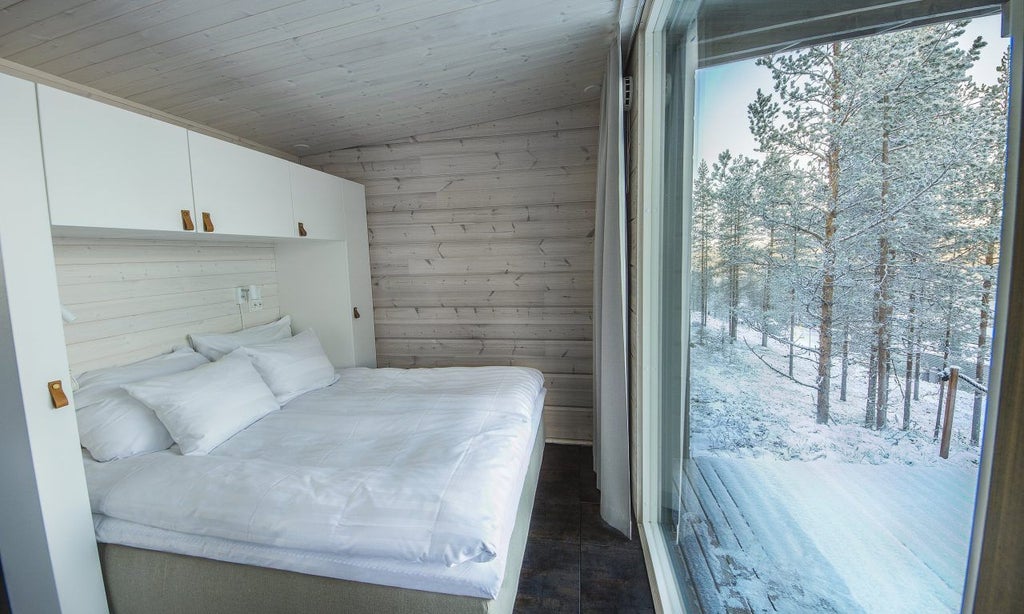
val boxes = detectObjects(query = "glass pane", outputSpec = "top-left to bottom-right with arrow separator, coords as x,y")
659,6 -> 1014,612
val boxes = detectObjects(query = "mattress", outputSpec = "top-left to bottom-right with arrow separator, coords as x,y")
84,366 -> 546,599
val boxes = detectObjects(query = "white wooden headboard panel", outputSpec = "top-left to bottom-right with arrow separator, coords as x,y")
53,238 -> 281,375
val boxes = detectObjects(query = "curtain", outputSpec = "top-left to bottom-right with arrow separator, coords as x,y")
592,35 -> 631,538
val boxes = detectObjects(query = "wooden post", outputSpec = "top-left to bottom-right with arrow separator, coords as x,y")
940,366 -> 959,459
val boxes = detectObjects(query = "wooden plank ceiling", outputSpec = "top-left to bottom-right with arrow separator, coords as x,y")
0,0 -> 618,153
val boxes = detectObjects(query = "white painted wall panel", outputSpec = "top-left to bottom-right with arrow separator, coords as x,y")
54,238 -> 281,375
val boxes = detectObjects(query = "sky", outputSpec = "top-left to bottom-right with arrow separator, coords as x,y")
694,14 -> 1008,165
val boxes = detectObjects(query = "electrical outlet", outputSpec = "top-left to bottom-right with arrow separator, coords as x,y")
247,285 -> 263,311
235,287 -> 246,305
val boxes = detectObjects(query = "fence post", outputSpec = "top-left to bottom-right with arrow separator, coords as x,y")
940,366 -> 959,459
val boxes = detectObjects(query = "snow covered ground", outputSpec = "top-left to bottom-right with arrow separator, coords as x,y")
688,317 -> 984,470
679,457 -> 975,614
681,316 -> 982,612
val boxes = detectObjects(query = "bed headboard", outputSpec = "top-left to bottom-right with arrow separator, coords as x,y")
54,237 -> 281,375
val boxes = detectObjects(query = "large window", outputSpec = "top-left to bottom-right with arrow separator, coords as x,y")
636,1 -> 1022,611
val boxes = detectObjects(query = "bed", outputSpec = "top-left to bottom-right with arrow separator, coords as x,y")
76,338 -> 546,614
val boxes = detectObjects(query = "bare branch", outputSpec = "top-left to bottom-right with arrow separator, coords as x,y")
743,339 -> 818,389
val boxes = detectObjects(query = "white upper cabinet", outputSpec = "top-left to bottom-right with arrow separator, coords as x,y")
289,164 -> 346,240
37,86 -> 196,233
188,131 -> 294,238
34,83 -> 352,242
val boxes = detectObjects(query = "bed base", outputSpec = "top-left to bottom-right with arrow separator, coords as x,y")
98,422 -> 545,614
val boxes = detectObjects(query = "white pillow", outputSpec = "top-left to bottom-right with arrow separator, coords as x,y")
123,350 -> 280,455
75,348 -> 209,462
77,392 -> 175,462
243,329 -> 339,404
75,346 -> 209,407
188,315 -> 292,361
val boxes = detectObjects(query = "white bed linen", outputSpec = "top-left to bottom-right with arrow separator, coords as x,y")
84,367 -> 545,598
90,390 -> 544,599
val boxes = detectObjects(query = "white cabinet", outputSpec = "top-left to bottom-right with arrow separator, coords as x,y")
34,86 -> 351,242
277,176 -> 376,368
188,131 -> 295,238
0,73 -> 108,614
289,164 -> 346,240
342,180 -> 376,367
37,85 -> 195,233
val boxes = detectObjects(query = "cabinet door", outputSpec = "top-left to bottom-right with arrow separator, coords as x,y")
188,132 -> 294,238
37,86 -> 195,233
341,179 -> 376,367
289,164 -> 346,240
0,73 -> 108,614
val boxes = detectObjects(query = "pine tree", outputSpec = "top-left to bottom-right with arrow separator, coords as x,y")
693,160 -> 714,345
837,22 -> 984,429
751,41 -> 856,425
710,151 -> 758,342
694,18 -> 1008,445
966,50 -> 1009,445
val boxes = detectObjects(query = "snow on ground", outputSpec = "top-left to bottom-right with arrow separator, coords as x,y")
682,316 -> 981,613
687,457 -> 975,614
689,317 -> 983,470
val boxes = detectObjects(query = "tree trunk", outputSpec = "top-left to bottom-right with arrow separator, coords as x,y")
788,310 -> 795,378
761,227 -> 775,348
973,242 -> 995,445
913,329 -> 921,401
728,197 -> 743,343
788,230 -> 797,378
840,324 -> 849,402
934,310 -> 953,439
903,283 -> 917,430
903,350 -> 914,430
817,254 -> 835,425
728,262 -> 739,341
699,216 -> 709,345
873,97 -> 893,431
866,346 -> 878,428
815,41 -> 842,426
874,275 -> 891,431
816,190 -> 837,425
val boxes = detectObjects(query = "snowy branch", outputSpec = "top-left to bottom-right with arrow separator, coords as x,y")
743,339 -> 818,390
743,322 -> 821,354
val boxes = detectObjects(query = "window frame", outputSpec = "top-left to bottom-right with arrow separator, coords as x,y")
632,0 -> 694,611
632,1 -> 1024,612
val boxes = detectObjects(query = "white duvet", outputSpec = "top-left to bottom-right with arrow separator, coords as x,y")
84,366 -> 544,568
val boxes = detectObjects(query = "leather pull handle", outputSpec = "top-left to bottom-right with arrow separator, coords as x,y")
202,212 -> 214,232
48,380 -> 69,409
298,222 -> 308,237
353,307 -> 361,319
181,210 -> 195,231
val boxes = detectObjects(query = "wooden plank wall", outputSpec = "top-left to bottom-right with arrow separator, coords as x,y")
304,102 -> 600,443
54,238 -> 281,375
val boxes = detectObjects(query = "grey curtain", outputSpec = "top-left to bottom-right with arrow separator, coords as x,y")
592,35 -> 631,538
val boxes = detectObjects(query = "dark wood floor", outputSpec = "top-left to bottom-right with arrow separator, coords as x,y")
514,444 -> 655,613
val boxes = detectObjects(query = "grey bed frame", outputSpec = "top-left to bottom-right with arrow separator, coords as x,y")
97,421 -> 545,614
